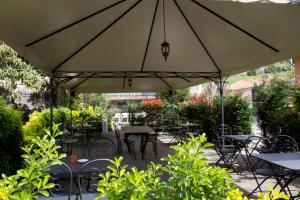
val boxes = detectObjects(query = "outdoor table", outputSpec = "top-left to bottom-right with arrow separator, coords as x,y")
225,135 -> 256,169
180,123 -> 200,128
168,125 -> 184,144
179,123 -> 201,140
253,153 -> 300,198
225,134 -> 252,141
120,125 -> 153,159
51,157 -> 111,175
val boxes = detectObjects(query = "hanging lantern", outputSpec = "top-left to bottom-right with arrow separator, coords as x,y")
161,0 -> 169,61
128,78 -> 132,88
161,41 -> 170,61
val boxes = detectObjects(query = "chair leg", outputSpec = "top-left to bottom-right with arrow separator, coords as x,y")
152,141 -> 158,158
126,142 -> 132,154
130,143 -> 136,159
248,176 -> 270,197
215,157 -> 222,165
154,141 -> 158,158
117,141 -> 123,155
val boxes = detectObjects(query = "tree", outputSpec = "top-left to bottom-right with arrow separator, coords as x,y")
156,88 -> 189,104
0,42 -> 45,102
82,93 -> 109,109
156,89 -> 190,124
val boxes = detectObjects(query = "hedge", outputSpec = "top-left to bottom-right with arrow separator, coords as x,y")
0,99 -> 23,174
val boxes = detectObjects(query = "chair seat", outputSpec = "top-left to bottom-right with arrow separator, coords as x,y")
63,139 -> 78,144
221,144 -> 236,149
123,139 -> 134,143
220,148 -> 237,154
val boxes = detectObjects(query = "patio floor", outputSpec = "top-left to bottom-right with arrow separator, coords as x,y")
70,132 -> 300,198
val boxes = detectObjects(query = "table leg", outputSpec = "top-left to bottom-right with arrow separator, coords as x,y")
124,133 -> 132,154
278,173 -> 299,198
268,163 -> 289,196
141,134 -> 148,160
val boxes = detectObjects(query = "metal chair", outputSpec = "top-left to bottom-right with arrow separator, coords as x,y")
244,136 -> 270,157
87,137 -> 116,159
114,124 -> 136,158
247,154 -> 291,197
270,134 -> 298,153
142,127 -> 160,158
77,159 -> 112,200
47,161 -> 73,200
247,135 -> 298,197
168,125 -> 184,144
57,131 -> 80,156
213,133 -> 239,168
218,124 -> 232,135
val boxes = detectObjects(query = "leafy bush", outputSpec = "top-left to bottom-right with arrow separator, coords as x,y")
181,92 -> 252,135
126,101 -> 145,125
0,125 -> 65,199
157,89 -> 189,125
0,99 -> 23,175
253,78 -> 300,141
11,104 -> 31,123
23,108 -> 67,142
23,106 -> 109,142
161,99 -> 180,126
142,99 -> 163,123
96,134 -> 288,200
181,101 -> 217,132
214,92 -> 252,135
97,134 -> 233,199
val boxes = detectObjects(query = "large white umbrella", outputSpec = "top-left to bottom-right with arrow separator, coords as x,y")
0,0 -> 300,93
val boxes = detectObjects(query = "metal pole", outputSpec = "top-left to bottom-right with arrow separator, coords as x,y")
70,91 -> 75,134
50,78 -> 54,134
219,76 -> 225,136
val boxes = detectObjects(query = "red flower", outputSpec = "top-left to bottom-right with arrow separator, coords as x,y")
142,98 -> 163,109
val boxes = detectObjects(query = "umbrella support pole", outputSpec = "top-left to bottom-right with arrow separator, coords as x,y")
219,76 -> 225,136
50,78 -> 54,134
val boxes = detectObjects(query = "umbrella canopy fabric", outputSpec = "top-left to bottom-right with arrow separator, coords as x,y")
0,0 -> 300,92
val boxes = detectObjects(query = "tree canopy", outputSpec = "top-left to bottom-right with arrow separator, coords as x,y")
0,42 -> 45,102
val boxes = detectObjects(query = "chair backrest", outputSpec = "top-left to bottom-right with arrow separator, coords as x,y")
244,136 -> 269,155
218,124 -> 232,135
77,159 -> 112,199
211,132 -> 224,150
49,161 -> 72,200
270,134 -> 298,153
88,137 -> 116,159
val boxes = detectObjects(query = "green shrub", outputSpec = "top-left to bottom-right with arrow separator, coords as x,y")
181,101 -> 217,132
11,104 -> 31,123
97,134 -> 234,199
253,78 -> 300,141
0,125 -> 65,199
161,100 -> 180,126
23,108 -> 68,142
180,92 -> 252,135
214,92 -> 252,135
96,134 -> 288,200
0,99 -> 23,175
23,106 -> 110,142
